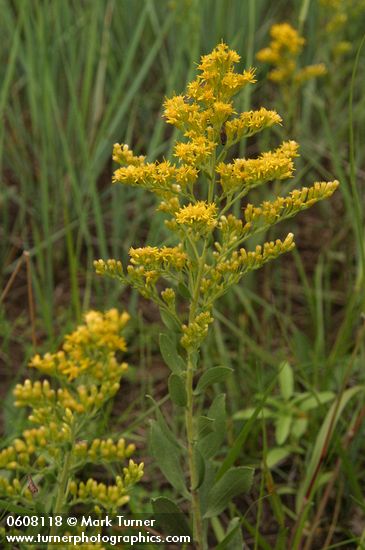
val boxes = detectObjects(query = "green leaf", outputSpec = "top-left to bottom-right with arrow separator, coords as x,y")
278,361 -> 294,400
233,406 -> 273,420
275,415 -> 292,445
149,420 -> 188,497
198,394 -> 226,459
146,395 -> 181,448
195,366 -> 233,394
177,282 -> 190,299
159,333 -> 185,373
204,466 -> 254,518
168,373 -> 187,407
3,389 -> 27,438
298,391 -> 335,411
193,447 -> 205,490
197,415 -> 215,439
0,499 -> 34,515
151,497 -> 191,537
266,447 -> 291,469
160,309 -> 181,333
291,417 -> 307,438
215,517 -> 243,550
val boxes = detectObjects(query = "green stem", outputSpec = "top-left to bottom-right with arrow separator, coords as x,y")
183,127 -> 218,549
185,354 -> 205,549
49,443 -> 73,546
184,237 -> 209,549
190,243 -> 207,318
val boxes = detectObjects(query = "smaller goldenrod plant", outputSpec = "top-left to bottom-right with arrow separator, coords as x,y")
0,310 -> 143,544
95,43 -> 338,549
256,23 -> 326,86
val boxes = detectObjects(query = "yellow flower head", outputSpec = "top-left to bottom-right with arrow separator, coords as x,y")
129,245 -> 187,269
113,143 -> 145,166
295,64 -> 327,84
28,310 -> 129,384
198,42 -> 241,75
217,141 -> 299,194
270,23 -> 305,55
225,107 -> 282,144
174,136 -> 216,166
175,201 -> 217,234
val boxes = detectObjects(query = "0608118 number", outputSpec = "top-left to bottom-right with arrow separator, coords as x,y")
6,515 -> 63,527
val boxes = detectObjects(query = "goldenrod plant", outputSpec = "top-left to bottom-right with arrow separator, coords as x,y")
0,310 -> 143,545
95,43 -> 338,549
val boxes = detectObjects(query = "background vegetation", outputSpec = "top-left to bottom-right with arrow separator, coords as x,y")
1,0 -> 365,547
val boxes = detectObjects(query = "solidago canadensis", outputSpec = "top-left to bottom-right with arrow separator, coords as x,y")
0,310 -> 143,546
95,43 -> 338,549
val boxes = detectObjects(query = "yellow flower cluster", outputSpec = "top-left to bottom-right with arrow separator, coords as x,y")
193,43 -> 256,101
174,136 -> 216,166
256,23 -> 326,85
217,141 -> 299,194
69,460 -> 144,511
0,477 -> 31,500
14,378 -> 123,422
0,424 -> 71,471
129,245 -> 187,270
175,201 -> 217,235
0,310 -> 143,513
29,309 -> 129,382
94,258 -> 124,280
74,437 -> 135,462
225,107 -> 282,145
160,44 -> 257,176
113,158 -> 197,199
113,143 -> 145,166
163,94 -> 208,133
96,42 -> 338,354
244,181 -> 340,226
181,312 -> 214,351
219,234 -> 295,275
125,245 -> 187,290
200,234 -> 296,302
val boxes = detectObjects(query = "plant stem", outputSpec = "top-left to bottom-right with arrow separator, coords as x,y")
49,444 -> 73,547
184,240 -> 208,549
185,355 -> 205,549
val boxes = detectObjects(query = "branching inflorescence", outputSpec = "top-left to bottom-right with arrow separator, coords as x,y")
96,43 -> 337,348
